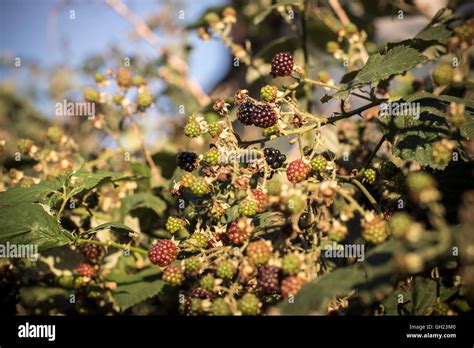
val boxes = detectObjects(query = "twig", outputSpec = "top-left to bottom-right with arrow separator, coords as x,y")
363,134 -> 386,170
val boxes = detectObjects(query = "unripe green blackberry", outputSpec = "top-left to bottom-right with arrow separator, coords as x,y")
132,75 -> 145,86
431,140 -> 453,166
282,253 -> 301,275
328,228 -> 347,242
203,149 -> 219,166
363,168 -> 377,184
57,275 -> 75,289
94,73 -> 106,83
186,233 -> 208,251
184,121 -> 202,138
83,87 -> 100,103
136,91 -> 153,110
199,274 -> 215,292
430,301 -> 450,316
166,216 -> 186,233
204,12 -> 220,24
210,298 -> 231,316
162,264 -> 184,286
246,240 -> 272,265
310,155 -> 327,172
184,257 -> 202,277
262,125 -> 279,137
318,70 -> 330,83
238,199 -> 258,217
379,161 -> 399,180
47,127 -> 62,144
190,177 -> 210,196
345,23 -> 358,35
238,293 -> 261,315
267,178 -> 282,195
117,67 -> 132,88
406,172 -> 434,191
215,261 -> 235,280
432,64 -> 453,85
361,216 -> 388,245
286,195 -> 305,214
180,173 -> 195,188
208,122 -> 223,137
17,138 -> 33,154
326,41 -> 339,54
260,85 -> 278,102
113,94 -> 124,105
388,212 -> 412,239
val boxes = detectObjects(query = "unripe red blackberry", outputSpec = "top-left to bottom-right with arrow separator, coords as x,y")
310,155 -> 327,172
271,52 -> 294,78
246,240 -> 272,265
260,85 -> 278,102
76,263 -> 97,278
210,298 -> 231,316
251,188 -> 268,213
287,159 -> 311,183
238,293 -> 261,315
282,253 -> 301,275
238,199 -> 258,217
251,104 -> 278,128
258,265 -> 281,293
117,67 -> 132,88
237,101 -> 255,125
281,276 -> 306,299
177,151 -> 198,172
162,264 -> 184,286
361,216 -> 388,245
182,287 -> 211,316
166,216 -> 186,234
227,221 -> 248,245
148,240 -> 179,267
203,149 -> 220,166
363,168 -> 377,184
215,261 -> 235,280
80,239 -> 105,262
190,177 -> 210,196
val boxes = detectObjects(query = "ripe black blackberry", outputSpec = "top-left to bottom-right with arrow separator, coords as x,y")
271,52 -> 294,78
258,265 -> 281,294
264,148 -> 286,169
252,105 -> 277,128
237,101 -> 255,126
176,151 -> 198,172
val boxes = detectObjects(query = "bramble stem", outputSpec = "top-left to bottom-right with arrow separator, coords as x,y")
350,178 -> 383,216
76,238 -> 148,255
363,135 -> 386,170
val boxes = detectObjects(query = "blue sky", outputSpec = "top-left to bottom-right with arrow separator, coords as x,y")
0,0 -> 230,110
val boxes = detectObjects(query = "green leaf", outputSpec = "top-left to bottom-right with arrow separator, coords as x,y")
69,170 -> 117,196
109,267 -> 165,311
85,222 -> 136,235
323,46 -> 427,102
0,202 -> 72,252
120,192 -> 167,220
379,92 -> 474,169
0,180 -> 61,206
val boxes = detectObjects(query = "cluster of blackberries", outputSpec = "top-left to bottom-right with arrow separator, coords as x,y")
177,151 -> 198,172
237,102 -> 278,128
264,148 -> 286,169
